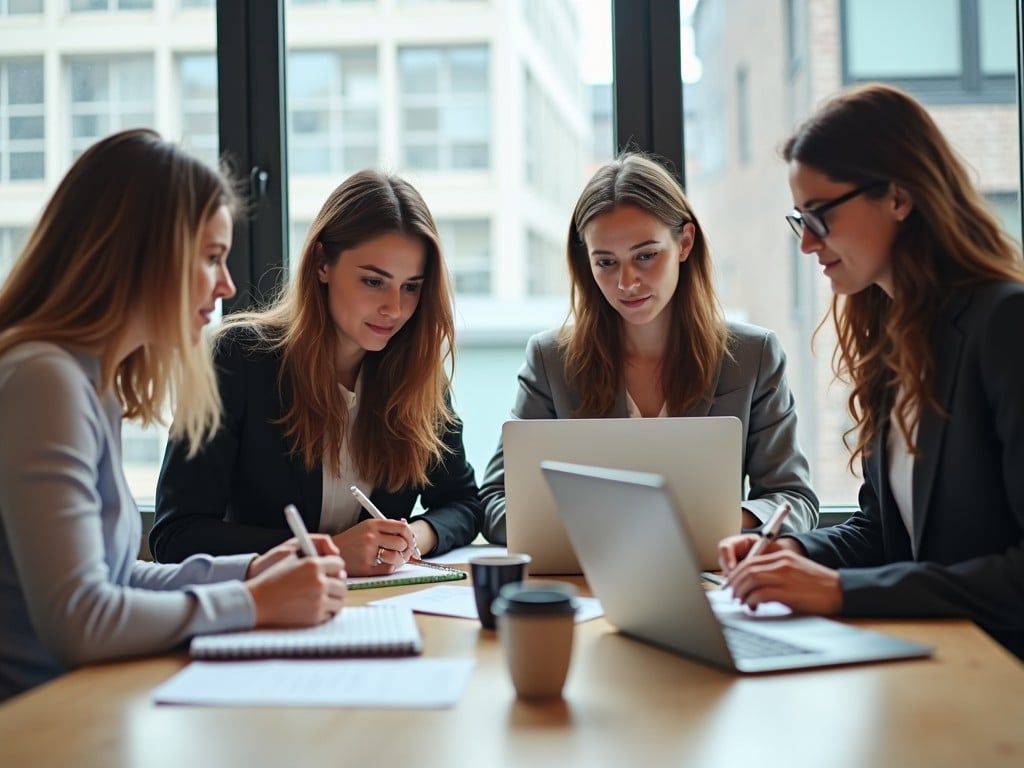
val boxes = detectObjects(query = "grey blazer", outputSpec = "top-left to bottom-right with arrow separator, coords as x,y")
480,321 -> 819,543
789,282 -> 1024,660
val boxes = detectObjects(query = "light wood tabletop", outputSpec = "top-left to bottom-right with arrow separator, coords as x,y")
1,573 -> 1022,768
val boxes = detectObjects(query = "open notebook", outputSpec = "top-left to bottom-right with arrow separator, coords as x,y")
189,605 -> 423,659
346,561 -> 467,590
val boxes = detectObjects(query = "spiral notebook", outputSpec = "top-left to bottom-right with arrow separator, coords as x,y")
346,561 -> 467,591
189,605 -> 423,659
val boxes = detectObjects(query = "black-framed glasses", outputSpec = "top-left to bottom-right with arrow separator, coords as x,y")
785,180 -> 888,239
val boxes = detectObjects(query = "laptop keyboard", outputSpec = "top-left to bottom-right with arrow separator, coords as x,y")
722,626 -> 813,659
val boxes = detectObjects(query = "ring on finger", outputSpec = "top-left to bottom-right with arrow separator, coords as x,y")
375,546 -> 386,566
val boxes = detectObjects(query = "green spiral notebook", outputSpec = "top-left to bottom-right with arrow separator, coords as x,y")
346,561 -> 467,590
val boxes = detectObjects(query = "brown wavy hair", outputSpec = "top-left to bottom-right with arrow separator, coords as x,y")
783,83 -> 1024,465
0,128 -> 240,455
220,170 -> 455,490
564,152 -> 727,416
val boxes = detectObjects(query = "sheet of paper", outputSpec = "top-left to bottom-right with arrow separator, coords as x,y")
370,584 -> 605,623
153,658 -> 475,708
706,587 -> 792,618
423,544 -> 507,565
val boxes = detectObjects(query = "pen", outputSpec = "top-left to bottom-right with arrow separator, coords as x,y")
350,485 -> 423,560
284,504 -> 318,558
722,501 -> 791,588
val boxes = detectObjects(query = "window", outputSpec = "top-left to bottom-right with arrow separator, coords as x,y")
68,56 -> 155,159
437,218 -> 490,295
735,65 -> 750,165
1,0 -> 42,14
398,45 -> 489,170
70,0 -> 153,11
526,228 -> 566,297
0,57 -> 44,181
842,0 -> 1016,102
287,49 -> 379,175
0,226 -> 28,281
178,54 -> 218,167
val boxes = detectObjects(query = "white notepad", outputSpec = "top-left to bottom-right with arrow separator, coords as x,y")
189,605 -> 423,659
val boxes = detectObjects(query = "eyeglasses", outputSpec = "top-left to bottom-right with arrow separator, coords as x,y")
785,181 -> 888,239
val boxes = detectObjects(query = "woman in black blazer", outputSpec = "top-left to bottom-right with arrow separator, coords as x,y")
719,84 -> 1024,660
152,170 -> 481,575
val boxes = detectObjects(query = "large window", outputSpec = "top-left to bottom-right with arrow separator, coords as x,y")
68,56 -> 155,159
178,53 -> 218,166
0,58 -> 43,181
287,48 -> 379,175
842,0 -> 1016,102
398,45 -> 490,171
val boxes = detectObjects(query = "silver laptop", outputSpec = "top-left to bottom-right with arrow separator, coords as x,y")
541,461 -> 934,673
504,416 -> 741,574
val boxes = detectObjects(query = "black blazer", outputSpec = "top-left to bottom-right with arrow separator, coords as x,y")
151,327 -> 481,562
790,281 -> 1024,660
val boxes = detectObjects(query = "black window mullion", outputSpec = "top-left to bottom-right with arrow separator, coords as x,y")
611,0 -> 684,187
216,0 -> 289,314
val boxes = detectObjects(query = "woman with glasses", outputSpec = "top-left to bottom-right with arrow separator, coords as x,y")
0,130 -> 347,702
151,170 -> 481,575
719,83 -> 1024,660
479,151 -> 819,544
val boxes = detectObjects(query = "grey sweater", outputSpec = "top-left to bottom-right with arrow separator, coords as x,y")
0,342 -> 255,702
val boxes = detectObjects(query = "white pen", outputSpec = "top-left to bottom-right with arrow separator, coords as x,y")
745,501 -> 792,560
283,504 -> 318,558
722,501 -> 791,589
349,484 -> 422,560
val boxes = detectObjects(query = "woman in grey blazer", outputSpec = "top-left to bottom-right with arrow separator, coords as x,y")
480,152 -> 818,544
0,130 -> 346,702
720,84 -> 1024,660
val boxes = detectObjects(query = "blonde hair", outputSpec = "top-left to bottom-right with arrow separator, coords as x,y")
0,129 -> 240,455
564,151 -> 728,416
220,170 -> 456,491
783,83 -> 1024,465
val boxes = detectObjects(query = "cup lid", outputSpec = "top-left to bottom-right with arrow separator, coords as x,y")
492,581 -> 577,616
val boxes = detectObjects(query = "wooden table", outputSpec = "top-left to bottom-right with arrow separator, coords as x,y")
1,575 -> 1022,768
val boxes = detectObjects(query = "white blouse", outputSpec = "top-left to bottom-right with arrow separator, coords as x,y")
319,377 -> 372,534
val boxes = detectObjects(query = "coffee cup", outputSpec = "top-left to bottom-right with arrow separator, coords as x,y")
468,553 -> 531,630
492,581 -> 577,699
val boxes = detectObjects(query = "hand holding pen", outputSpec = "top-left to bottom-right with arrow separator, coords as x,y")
721,501 -> 791,588
350,485 -> 423,562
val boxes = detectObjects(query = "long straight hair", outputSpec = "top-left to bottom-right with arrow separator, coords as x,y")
783,84 -> 1024,464
221,170 -> 455,491
0,129 -> 240,454
564,152 -> 728,416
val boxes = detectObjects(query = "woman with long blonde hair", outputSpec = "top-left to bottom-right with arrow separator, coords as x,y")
719,84 -> 1024,660
0,129 -> 347,702
152,170 -> 480,574
480,152 -> 818,543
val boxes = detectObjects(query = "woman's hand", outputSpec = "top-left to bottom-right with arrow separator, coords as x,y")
332,518 -> 419,576
245,542 -> 347,628
719,533 -> 842,615
246,534 -> 340,579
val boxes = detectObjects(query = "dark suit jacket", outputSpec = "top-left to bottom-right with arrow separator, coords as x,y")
790,281 -> 1024,660
151,327 -> 481,562
480,321 -> 819,543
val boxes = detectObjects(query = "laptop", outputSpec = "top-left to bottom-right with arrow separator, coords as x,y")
503,416 -> 741,574
541,460 -> 934,673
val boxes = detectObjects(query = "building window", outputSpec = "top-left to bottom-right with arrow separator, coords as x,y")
69,0 -> 153,10
0,57 -> 44,181
526,228 -> 565,296
398,45 -> 489,171
287,49 -> 379,175
0,226 -> 29,282
68,55 -> 155,158
1,0 -> 43,13
842,0 -> 1015,102
178,54 -> 218,167
437,218 -> 490,295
